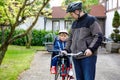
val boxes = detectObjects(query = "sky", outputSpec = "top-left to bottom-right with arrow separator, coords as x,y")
49,0 -> 63,7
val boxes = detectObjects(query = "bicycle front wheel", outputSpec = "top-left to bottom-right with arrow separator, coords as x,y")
55,65 -> 61,80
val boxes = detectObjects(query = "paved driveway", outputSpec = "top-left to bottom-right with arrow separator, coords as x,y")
18,48 -> 120,80
96,48 -> 120,80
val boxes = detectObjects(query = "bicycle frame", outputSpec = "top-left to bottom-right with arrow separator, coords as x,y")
52,51 -> 84,80
55,55 -> 69,80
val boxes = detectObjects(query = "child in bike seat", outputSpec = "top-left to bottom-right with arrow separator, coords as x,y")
50,29 -> 70,74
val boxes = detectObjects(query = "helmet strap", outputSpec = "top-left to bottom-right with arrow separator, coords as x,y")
78,10 -> 81,18
74,10 -> 81,19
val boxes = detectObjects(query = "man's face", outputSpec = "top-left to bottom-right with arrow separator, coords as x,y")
70,12 -> 78,19
69,10 -> 80,20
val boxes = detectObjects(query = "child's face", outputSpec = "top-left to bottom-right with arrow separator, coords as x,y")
59,33 -> 68,41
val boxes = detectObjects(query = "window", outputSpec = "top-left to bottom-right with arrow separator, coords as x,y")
109,0 -> 113,10
52,20 -> 60,31
106,0 -> 109,11
113,0 -> 117,9
106,0 -> 119,12
118,0 -> 120,8
65,20 -> 72,30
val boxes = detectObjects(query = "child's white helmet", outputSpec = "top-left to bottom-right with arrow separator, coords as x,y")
58,29 -> 68,35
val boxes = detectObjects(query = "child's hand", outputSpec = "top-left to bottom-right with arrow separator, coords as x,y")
61,50 -> 67,56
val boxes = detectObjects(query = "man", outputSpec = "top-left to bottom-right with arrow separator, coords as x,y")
62,2 -> 103,80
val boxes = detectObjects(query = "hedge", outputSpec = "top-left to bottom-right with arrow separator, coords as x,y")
0,29 -> 56,46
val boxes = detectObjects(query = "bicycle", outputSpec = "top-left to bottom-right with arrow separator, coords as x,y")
52,51 -> 84,80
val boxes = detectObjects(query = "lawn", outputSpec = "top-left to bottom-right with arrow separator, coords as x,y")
0,45 -> 45,80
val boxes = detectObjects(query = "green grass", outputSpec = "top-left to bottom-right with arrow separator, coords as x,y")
0,45 -> 45,80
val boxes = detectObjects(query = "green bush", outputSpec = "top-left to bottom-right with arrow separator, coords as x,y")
31,30 -> 50,46
0,29 -> 11,44
0,30 -> 2,43
12,29 -> 26,46
0,29 -> 56,46
111,10 -> 120,43
111,33 -> 120,42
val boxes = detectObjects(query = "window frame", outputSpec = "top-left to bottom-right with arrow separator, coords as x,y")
65,20 -> 72,30
106,0 -> 120,12
52,20 -> 60,32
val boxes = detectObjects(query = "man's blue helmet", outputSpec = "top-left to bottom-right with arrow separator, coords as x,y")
66,2 -> 82,13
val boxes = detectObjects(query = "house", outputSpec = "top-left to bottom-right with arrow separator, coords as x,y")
18,7 -> 72,31
45,7 -> 72,31
18,16 -> 45,30
18,5 -> 106,35
47,6 -> 106,33
99,0 -> 120,38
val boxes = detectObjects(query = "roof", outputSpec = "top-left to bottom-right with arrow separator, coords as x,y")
89,4 -> 106,18
52,5 -> 106,19
52,6 -> 67,18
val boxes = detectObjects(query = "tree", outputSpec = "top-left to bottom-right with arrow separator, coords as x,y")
111,10 -> 120,42
0,0 -> 50,65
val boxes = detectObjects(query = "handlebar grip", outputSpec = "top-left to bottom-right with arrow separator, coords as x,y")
77,51 -> 84,55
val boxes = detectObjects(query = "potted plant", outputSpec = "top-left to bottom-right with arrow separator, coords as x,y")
106,10 -> 120,53
111,10 -> 120,42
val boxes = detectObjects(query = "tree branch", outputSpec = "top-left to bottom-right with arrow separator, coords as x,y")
26,0 -> 36,6
4,0 -> 28,45
12,0 -> 28,30
8,0 -> 50,43
3,7 -> 13,27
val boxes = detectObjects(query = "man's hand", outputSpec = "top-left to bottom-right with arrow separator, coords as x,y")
85,49 -> 93,56
61,50 -> 67,56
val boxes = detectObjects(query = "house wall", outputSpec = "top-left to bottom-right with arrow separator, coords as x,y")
105,10 -> 120,38
100,0 -> 120,38
18,16 -> 45,30
46,19 -> 52,31
46,18 -> 66,31
18,16 -> 66,31
34,16 -> 44,30
17,17 -> 32,30
60,20 -> 65,30
105,11 -> 114,38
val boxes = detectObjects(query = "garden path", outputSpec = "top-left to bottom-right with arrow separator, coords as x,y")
18,48 -> 120,80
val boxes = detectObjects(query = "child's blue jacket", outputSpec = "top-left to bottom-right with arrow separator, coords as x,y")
53,37 -> 66,51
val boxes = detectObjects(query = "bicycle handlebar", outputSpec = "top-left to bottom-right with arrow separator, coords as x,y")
52,51 -> 84,60
66,52 -> 84,56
